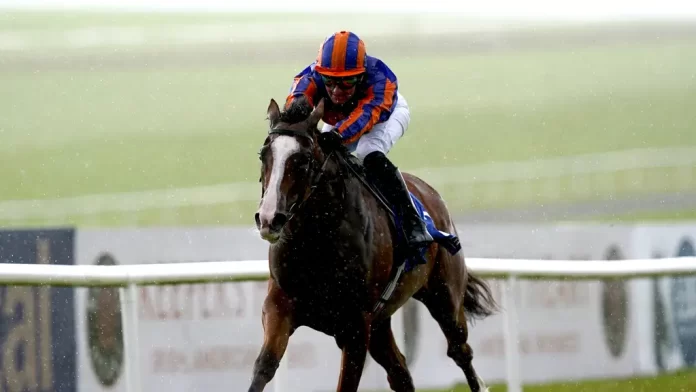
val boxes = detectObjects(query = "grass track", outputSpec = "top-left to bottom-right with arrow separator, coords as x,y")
414,369 -> 696,391
1,15 -> 695,226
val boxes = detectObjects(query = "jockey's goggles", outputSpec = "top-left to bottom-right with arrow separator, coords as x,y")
321,75 -> 360,90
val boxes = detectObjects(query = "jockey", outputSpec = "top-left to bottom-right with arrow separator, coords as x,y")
285,31 -> 433,250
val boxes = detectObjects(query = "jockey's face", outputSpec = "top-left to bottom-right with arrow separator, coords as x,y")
321,75 -> 360,105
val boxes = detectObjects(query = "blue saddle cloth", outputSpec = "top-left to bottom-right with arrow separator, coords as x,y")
393,192 -> 462,271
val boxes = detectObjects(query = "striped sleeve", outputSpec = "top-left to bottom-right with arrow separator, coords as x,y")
335,77 -> 398,144
285,73 -> 318,109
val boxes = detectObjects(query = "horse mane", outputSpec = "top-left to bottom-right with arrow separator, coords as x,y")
276,95 -> 367,177
279,96 -> 314,125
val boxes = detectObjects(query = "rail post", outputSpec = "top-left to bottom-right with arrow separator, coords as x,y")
120,282 -> 142,392
502,274 -> 522,392
274,349 -> 290,392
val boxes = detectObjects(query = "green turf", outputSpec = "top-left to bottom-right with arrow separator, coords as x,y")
586,208 -> 696,223
0,10 -> 284,30
0,10 -> 469,31
412,369 -> 696,391
0,9 -> 570,33
0,10 -> 517,54
1,20 -> 695,227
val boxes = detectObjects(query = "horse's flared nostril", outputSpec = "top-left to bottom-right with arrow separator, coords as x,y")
254,212 -> 261,228
271,213 -> 288,231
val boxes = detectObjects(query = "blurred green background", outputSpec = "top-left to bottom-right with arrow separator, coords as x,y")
2,9 -> 696,391
1,11 -> 695,228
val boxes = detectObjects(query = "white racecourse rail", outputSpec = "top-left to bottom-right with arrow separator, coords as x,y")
2,257 -> 696,392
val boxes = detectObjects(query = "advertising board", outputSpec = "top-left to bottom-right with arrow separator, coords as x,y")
68,222 -> 696,390
404,224 -> 642,387
0,229 -> 77,392
630,224 -> 696,375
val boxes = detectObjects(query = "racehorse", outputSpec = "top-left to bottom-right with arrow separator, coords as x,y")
250,95 -> 498,392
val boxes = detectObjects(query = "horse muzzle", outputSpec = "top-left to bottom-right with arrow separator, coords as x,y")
254,211 -> 288,243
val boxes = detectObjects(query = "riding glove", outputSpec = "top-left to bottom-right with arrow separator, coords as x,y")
318,130 -> 344,152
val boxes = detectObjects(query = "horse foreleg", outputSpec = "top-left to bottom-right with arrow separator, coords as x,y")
335,314 -> 371,392
248,281 -> 294,392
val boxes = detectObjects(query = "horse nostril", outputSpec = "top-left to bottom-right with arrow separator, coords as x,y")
271,213 -> 288,231
254,212 -> 261,228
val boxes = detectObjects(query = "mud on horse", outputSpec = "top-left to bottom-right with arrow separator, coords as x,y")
250,96 -> 498,392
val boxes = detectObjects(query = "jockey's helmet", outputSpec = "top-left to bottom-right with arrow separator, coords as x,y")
314,31 -> 367,78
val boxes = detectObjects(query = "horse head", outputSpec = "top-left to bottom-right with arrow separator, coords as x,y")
254,96 -> 327,244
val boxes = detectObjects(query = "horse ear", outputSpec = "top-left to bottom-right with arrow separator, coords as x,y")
308,98 -> 324,128
266,98 -> 280,127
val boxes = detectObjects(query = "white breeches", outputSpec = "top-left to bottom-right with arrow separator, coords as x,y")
321,91 -> 410,162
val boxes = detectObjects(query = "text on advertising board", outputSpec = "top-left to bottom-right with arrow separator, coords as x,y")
0,229 -> 76,392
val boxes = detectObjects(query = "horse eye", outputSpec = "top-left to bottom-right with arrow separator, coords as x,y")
295,156 -> 311,171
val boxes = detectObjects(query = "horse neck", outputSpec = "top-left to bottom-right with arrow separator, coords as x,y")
292,168 -> 364,239
270,168 -> 371,285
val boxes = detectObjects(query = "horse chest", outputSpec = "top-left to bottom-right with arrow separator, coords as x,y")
274,260 -> 368,299
268,208 -> 376,331
270,248 -> 371,318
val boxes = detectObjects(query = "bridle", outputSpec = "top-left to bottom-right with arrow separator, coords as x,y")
261,127 -> 336,228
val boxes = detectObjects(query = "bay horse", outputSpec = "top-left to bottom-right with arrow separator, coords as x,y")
250,96 -> 497,392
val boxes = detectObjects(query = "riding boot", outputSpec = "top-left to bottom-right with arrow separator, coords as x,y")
363,151 -> 434,248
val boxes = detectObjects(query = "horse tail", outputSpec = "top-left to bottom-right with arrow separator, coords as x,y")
463,272 -> 498,321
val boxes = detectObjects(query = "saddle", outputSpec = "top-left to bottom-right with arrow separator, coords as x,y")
333,149 -> 462,314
